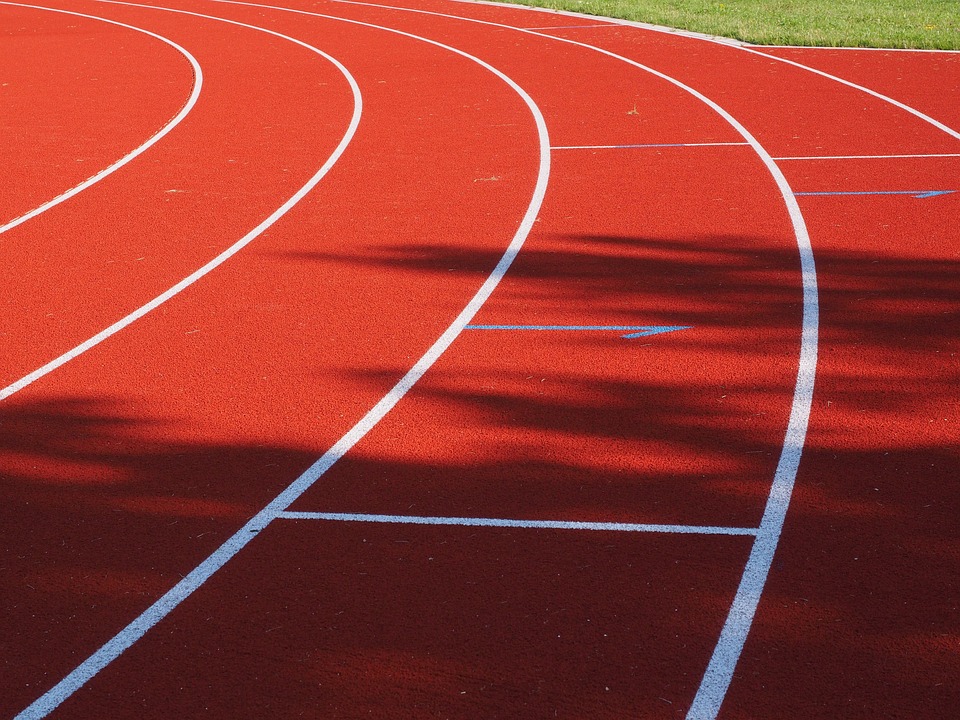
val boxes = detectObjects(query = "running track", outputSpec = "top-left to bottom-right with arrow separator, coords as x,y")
1,1 -> 958,717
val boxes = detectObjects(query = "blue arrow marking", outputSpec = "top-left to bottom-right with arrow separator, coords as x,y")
464,325 -> 692,339
795,190 -> 955,199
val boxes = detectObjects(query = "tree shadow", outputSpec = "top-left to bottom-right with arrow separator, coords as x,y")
2,229 -> 958,717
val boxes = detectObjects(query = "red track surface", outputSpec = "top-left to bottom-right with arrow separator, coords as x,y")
2,1 -> 957,718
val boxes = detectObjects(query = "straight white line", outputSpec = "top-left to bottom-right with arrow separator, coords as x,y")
0,0 -> 362,405
327,4 -> 820,718
774,152 -> 960,160
523,24 -> 616,30
0,2 -> 202,236
552,142 -> 748,149
14,1 -> 550,717
279,511 -> 759,535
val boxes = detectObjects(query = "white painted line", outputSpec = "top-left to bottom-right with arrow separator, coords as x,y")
13,2 -> 550,717
279,511 -> 759,535
740,46 -> 960,142
552,142 -> 748,150
310,4 -> 822,719
0,0 -> 362,405
774,152 -> 960,160
523,24 -> 616,30
0,2 -> 202,236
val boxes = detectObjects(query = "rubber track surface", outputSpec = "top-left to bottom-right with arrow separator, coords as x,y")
2,1 -> 957,718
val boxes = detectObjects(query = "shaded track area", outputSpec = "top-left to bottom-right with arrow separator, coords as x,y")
2,1 -> 957,718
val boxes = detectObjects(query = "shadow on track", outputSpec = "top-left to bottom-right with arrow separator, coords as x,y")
2,230 -> 957,716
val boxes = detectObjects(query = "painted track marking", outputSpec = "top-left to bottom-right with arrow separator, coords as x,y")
13,1 -> 550,716
279,511 -> 759,535
0,0 -> 362,404
465,324 -> 692,338
317,2 -> 822,717
741,46 -> 960,141
525,24 -> 616,30
795,189 -> 954,199
0,1 -> 202,236
552,142 -> 749,150
775,152 -> 960,160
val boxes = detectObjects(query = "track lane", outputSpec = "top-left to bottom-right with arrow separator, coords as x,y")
748,46 -> 960,139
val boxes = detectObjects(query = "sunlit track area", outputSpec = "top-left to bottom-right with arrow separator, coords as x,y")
2,1 -> 958,718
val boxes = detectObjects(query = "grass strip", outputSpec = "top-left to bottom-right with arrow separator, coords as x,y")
499,0 -> 960,49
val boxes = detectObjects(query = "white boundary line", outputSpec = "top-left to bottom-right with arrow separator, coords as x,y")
0,0 -> 363,404
775,152 -> 960,160
14,1 -> 550,717
552,142 -> 748,150
461,0 -> 960,140
0,1 -> 202,236
279,511 -> 759,535
324,2 -> 821,718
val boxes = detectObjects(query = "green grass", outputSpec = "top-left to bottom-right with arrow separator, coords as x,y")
499,0 -> 960,49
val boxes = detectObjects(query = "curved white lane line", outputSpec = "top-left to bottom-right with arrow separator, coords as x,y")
455,0 -> 960,140
736,45 -> 960,141
0,1 -> 362,403
15,3 -> 549,718
0,2 -> 202,235
300,2 -> 819,718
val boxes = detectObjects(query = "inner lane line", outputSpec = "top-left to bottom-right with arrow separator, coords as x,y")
278,511 -> 760,535
552,142 -> 749,149
795,189 -> 954,198
465,324 -> 692,338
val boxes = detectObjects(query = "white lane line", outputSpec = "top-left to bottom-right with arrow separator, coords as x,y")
523,24 -> 616,30
552,142 -> 748,149
740,46 -> 960,141
774,152 -> 960,160
0,0 -> 362,404
279,511 -> 760,535
325,3 -> 821,719
14,2 -> 549,717
0,2 -> 202,236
